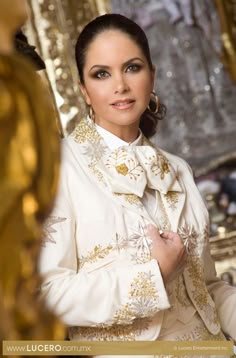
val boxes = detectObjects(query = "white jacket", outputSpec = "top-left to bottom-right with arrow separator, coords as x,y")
39,117 -> 236,341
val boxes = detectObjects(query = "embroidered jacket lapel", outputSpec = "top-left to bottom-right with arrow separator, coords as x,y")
158,182 -> 186,232
71,118 -> 149,219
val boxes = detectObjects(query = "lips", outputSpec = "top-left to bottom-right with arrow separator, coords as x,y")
111,99 -> 135,109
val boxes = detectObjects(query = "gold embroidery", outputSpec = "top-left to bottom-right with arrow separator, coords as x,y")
88,163 -> 106,184
115,163 -> 129,176
175,322 -> 225,341
42,216 -> 66,246
145,152 -> 170,180
69,272 -> 157,340
113,271 -> 159,325
79,244 -> 113,268
105,148 -> 144,181
164,191 -> 179,210
158,195 -> 171,230
69,317 -> 150,341
187,256 -> 219,327
161,161 -> 170,176
115,193 -> 142,207
175,275 -> 192,307
72,117 -> 100,144
187,257 -> 208,306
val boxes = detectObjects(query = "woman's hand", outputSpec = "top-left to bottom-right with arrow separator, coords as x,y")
147,224 -> 188,284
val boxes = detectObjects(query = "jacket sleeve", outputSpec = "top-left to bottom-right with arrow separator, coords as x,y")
38,142 -> 170,327
203,240 -> 236,340
179,155 -> 236,340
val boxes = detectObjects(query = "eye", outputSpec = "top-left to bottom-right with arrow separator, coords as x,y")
126,64 -> 141,72
93,70 -> 110,79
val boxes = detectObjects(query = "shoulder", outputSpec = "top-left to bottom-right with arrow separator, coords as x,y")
157,147 -> 193,177
60,135 -> 80,160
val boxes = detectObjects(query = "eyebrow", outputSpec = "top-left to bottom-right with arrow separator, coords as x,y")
88,57 -> 145,72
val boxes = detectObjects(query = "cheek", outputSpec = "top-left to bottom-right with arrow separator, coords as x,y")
86,83 -> 110,107
136,78 -> 153,102
135,73 -> 153,91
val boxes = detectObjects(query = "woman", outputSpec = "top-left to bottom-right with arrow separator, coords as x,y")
39,13 -> 236,353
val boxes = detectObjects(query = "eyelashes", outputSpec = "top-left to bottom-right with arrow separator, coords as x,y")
91,63 -> 142,79
92,70 -> 109,79
126,64 -> 142,72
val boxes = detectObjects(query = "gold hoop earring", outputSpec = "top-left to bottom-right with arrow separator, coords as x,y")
147,91 -> 159,114
89,106 -> 95,121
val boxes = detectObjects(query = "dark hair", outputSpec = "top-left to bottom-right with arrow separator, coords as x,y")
15,30 -> 46,71
75,13 -> 166,138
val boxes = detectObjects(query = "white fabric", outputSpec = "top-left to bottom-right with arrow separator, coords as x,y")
39,117 -> 236,347
95,122 -> 142,149
95,123 -> 195,335
96,122 -> 156,217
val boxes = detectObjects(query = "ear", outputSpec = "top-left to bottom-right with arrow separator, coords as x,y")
79,82 -> 91,105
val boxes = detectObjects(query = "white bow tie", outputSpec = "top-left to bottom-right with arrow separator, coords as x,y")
98,145 -> 182,197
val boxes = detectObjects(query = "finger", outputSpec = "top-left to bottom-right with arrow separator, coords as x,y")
161,231 -> 181,242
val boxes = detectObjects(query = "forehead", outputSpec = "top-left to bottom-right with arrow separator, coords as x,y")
84,30 -> 145,67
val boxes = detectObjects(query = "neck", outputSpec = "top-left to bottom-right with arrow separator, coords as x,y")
95,122 -> 140,143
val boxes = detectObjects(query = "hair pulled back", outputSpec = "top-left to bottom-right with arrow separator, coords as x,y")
75,13 -> 166,138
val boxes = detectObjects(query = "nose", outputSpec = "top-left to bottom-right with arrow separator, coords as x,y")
114,74 -> 129,94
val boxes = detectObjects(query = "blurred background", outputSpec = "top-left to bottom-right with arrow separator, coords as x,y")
23,0 -> 236,284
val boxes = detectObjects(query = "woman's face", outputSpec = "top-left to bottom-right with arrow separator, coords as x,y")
80,30 -> 155,138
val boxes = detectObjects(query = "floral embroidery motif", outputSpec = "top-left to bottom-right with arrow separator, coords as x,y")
79,244 -> 113,268
69,272 -> 157,338
113,271 -> 159,324
128,222 -> 152,263
178,225 -> 198,254
145,152 -> 170,179
42,216 -> 66,246
79,234 -> 128,268
105,147 -> 144,181
69,317 -> 151,341
82,141 -> 107,162
177,224 -> 207,255
164,191 -> 179,210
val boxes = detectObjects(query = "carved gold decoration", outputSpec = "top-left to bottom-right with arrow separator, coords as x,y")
26,0 -> 111,136
0,53 -> 64,342
215,0 -> 236,82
